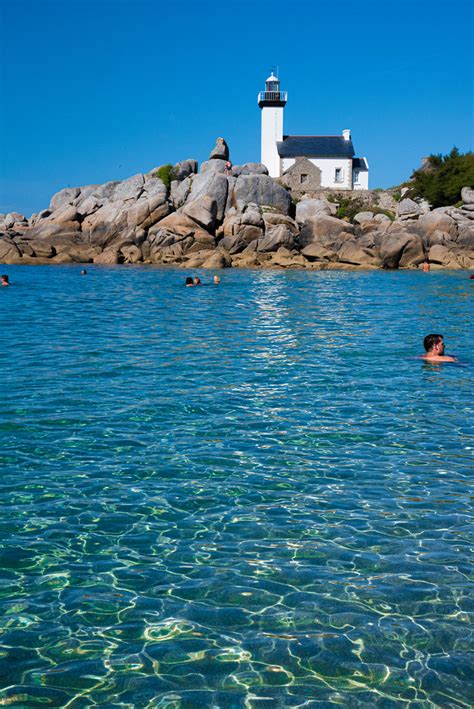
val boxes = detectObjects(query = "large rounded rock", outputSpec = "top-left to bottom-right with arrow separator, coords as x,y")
148,213 -> 211,242
217,234 -> 247,254
337,241 -> 380,267
232,163 -> 268,176
240,206 -> 264,228
173,159 -> 198,181
202,250 -> 231,269
185,172 -> 229,222
209,137 -> 229,161
120,243 -> 143,263
0,236 -> 22,263
428,244 -> 464,268
378,232 -> 424,268
417,210 -> 457,239
94,249 -> 122,265
296,199 -> 333,224
27,222 -> 81,239
256,225 -> 296,252
234,225 -> 264,244
353,211 -> 374,224
396,198 -> 423,220
49,187 -> 80,211
200,160 -> 227,175
171,176 -> 192,209
461,186 -> 474,204
182,195 -> 218,231
262,212 -> 299,234
82,201 -> 131,247
299,215 -> 354,249
301,243 -> 338,262
234,175 -> 291,214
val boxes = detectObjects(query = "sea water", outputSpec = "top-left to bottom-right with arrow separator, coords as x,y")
0,266 -> 472,707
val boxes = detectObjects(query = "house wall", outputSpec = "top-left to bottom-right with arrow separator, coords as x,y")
353,166 -> 369,190
281,157 -> 354,189
261,106 -> 284,178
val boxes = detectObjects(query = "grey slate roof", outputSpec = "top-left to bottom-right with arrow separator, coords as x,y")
352,157 -> 368,170
277,135 -> 355,158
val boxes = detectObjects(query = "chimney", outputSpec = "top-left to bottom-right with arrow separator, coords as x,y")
342,129 -> 351,141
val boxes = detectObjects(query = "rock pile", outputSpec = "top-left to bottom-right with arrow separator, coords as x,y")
1,139 -> 474,269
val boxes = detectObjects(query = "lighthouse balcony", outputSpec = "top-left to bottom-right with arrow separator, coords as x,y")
258,90 -> 287,102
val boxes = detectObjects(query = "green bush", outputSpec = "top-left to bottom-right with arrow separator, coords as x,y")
154,164 -> 176,190
409,147 -> 474,208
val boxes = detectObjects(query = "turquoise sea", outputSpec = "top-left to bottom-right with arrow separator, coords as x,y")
0,266 -> 473,708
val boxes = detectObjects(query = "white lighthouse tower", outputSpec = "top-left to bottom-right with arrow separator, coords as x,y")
258,72 -> 287,178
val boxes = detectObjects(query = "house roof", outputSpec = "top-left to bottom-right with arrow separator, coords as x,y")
277,135 -> 355,158
353,157 -> 368,170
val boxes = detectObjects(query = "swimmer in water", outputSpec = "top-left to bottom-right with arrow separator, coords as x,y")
213,275 -> 220,285
185,277 -> 194,286
1,274 -> 9,286
193,277 -> 202,285
420,334 -> 457,362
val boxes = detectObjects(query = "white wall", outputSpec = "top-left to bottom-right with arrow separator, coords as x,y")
261,106 -> 284,178
281,157 -> 354,189
353,164 -> 369,190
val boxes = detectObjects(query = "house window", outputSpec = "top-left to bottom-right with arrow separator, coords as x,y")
334,168 -> 343,183
300,174 -> 308,184
353,170 -> 360,184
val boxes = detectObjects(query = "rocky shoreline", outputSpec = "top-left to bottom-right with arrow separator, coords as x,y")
1,138 -> 474,270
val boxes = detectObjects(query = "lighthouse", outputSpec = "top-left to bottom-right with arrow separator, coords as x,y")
258,72 -> 287,178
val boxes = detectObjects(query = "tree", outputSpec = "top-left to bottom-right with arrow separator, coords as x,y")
409,148 -> 474,208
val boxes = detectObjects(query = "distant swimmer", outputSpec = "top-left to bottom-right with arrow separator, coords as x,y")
213,275 -> 221,285
421,334 -> 457,362
80,269 -> 87,275
1,274 -> 9,286
469,274 -> 474,280
185,277 -> 194,287
193,277 -> 202,286
422,259 -> 430,272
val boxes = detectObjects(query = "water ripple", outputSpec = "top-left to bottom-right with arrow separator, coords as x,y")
0,266 -> 473,706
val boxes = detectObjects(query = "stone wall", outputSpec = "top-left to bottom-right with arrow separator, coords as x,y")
280,157 -> 322,196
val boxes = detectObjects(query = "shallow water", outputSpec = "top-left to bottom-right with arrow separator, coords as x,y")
0,265 -> 473,707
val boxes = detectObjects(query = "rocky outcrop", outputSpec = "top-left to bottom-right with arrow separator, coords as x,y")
2,138 -> 473,270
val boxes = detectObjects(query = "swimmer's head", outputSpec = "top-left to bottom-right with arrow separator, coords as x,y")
185,277 -> 193,286
423,333 -> 444,354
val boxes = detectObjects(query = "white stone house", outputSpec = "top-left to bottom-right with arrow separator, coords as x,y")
258,73 -> 369,190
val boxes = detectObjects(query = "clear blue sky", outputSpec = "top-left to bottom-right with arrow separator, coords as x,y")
0,0 -> 472,216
